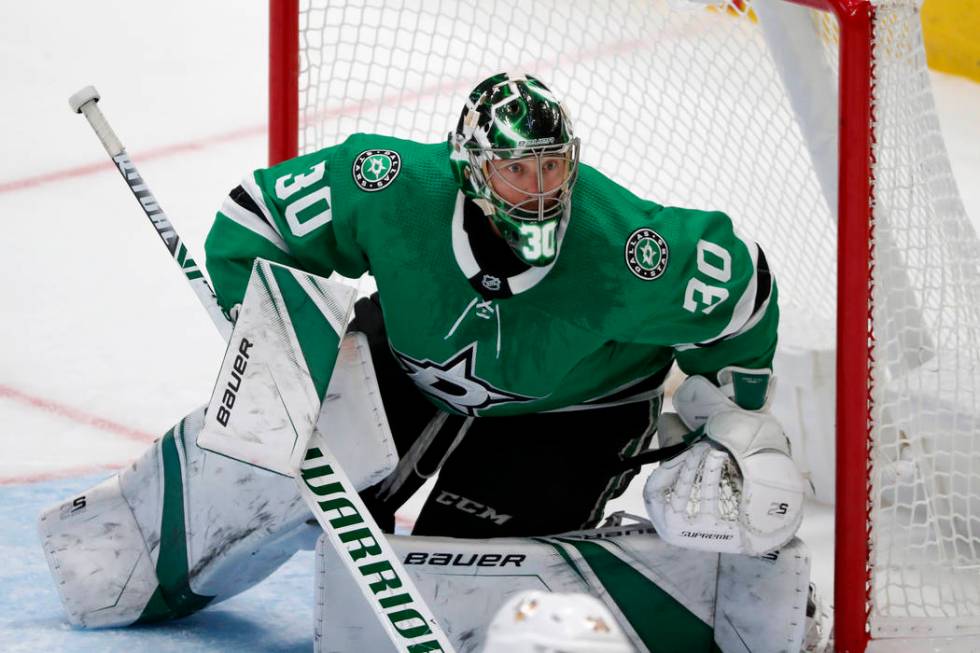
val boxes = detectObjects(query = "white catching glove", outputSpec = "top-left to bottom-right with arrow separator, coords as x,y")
643,375 -> 805,556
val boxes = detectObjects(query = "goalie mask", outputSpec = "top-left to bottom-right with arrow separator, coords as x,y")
450,73 -> 580,266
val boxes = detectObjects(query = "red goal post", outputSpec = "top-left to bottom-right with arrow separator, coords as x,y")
268,2 -> 980,651
269,0 -> 300,167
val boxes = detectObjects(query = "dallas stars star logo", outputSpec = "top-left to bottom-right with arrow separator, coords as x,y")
624,227 -> 669,280
391,343 -> 537,416
352,148 -> 401,191
638,240 -> 658,267
365,155 -> 390,180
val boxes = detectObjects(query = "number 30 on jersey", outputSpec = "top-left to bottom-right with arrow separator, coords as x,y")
683,239 -> 731,314
274,161 -> 332,237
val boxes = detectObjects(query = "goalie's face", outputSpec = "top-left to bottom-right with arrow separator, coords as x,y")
478,141 -> 579,266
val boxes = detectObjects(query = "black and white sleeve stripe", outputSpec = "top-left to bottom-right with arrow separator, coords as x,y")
218,179 -> 289,253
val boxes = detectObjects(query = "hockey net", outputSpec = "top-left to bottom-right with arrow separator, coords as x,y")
270,0 -> 980,649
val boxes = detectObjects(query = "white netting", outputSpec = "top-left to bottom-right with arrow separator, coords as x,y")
868,0 -> 980,638
291,0 -> 980,640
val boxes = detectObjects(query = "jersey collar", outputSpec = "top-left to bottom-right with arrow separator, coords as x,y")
450,192 -> 567,299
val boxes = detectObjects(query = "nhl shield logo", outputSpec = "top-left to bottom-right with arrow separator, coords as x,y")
353,149 -> 401,191
625,228 -> 669,280
481,274 -> 501,291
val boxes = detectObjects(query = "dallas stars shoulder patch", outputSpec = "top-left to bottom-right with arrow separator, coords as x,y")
352,149 -> 401,191
625,228 -> 669,280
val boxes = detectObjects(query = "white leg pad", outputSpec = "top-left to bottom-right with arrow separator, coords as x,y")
315,525 -> 812,652
40,407 -> 319,628
126,408 -> 315,601
38,474 -> 159,628
314,332 -> 399,490
196,260 -> 397,487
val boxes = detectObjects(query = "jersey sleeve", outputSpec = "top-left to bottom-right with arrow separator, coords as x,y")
204,145 -> 369,315
639,207 -> 779,387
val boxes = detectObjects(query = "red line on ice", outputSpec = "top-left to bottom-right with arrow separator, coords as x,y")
0,462 -> 127,486
0,124 -> 265,194
0,36 -> 656,196
0,383 -> 157,445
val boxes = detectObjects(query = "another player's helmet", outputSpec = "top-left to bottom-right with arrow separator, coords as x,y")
450,73 -> 580,267
481,590 -> 634,653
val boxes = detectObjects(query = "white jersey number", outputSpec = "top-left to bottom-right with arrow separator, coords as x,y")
519,222 -> 557,262
683,240 -> 731,315
274,161 -> 333,237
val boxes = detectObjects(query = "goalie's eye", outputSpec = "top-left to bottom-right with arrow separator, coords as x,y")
504,161 -> 527,176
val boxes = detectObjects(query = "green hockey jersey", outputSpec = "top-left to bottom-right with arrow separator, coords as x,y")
205,135 -> 777,417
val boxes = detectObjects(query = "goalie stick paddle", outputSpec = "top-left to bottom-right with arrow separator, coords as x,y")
69,86 -> 456,653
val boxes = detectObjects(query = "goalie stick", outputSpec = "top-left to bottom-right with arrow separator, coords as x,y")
69,86 -> 455,653
67,87 -> 232,343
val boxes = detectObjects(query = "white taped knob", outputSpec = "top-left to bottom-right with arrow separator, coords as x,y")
69,86 -> 101,113
69,85 -> 124,157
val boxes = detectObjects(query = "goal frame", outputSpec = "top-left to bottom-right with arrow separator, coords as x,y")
267,0 -> 877,650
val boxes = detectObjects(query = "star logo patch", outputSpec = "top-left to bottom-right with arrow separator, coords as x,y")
352,149 -> 401,191
625,228 -> 669,280
392,343 -> 536,416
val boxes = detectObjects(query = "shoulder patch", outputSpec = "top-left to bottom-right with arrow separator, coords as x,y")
352,149 -> 402,191
625,228 -> 669,280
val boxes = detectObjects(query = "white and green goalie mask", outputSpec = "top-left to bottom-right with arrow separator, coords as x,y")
450,73 -> 580,266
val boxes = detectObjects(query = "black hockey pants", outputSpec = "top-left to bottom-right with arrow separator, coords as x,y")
349,294 -> 662,539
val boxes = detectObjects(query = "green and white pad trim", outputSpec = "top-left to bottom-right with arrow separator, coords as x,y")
316,526 -> 811,652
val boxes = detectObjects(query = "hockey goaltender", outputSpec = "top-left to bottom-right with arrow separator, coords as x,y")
40,73 -> 831,652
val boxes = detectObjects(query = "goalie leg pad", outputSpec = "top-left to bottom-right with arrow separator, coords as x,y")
40,407 -> 317,627
196,260 -> 397,486
39,474 -> 159,628
313,331 -> 399,490
315,526 -> 811,652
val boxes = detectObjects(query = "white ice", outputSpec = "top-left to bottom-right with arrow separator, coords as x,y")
0,2 -> 977,651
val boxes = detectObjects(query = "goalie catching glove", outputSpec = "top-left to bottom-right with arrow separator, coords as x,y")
643,373 -> 805,556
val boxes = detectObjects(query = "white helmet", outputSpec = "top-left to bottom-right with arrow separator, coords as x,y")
482,590 -> 634,653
